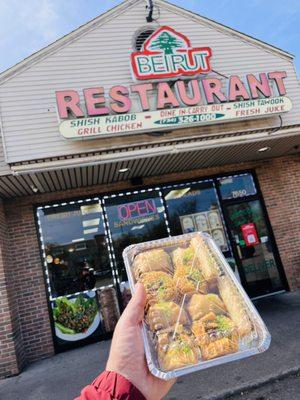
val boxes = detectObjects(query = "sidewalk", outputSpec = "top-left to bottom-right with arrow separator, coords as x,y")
0,291 -> 299,400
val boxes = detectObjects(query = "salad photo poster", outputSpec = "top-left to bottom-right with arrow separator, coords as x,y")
51,291 -> 104,351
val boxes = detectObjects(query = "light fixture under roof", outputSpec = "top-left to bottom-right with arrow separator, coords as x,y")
119,168 -> 130,173
30,184 -> 39,193
165,188 -> 191,200
257,147 -> 271,153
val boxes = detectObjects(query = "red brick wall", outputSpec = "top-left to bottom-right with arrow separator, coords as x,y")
0,200 -> 25,378
3,201 -> 55,366
1,154 -> 299,377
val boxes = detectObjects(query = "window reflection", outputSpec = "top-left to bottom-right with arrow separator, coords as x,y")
38,201 -> 112,298
218,173 -> 257,200
163,181 -> 229,252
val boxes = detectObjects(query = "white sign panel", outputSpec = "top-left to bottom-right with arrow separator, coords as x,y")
59,97 -> 292,140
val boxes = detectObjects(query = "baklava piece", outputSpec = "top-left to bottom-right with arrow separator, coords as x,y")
146,301 -> 188,332
172,247 -> 208,295
190,236 -> 219,281
133,249 -> 173,280
201,337 -> 238,360
187,293 -> 227,321
191,312 -> 239,360
140,271 -> 176,306
218,276 -> 252,337
157,327 -> 199,371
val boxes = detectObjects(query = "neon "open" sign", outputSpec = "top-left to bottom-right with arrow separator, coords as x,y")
117,199 -> 157,220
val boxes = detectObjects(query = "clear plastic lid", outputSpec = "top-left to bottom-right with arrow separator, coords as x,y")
123,232 -> 271,380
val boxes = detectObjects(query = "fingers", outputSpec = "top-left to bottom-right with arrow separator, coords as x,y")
121,283 -> 147,325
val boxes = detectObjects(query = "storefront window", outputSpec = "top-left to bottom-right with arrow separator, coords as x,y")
162,181 -> 229,252
103,190 -> 169,282
37,200 -> 112,298
36,173 -> 287,352
218,173 -> 257,200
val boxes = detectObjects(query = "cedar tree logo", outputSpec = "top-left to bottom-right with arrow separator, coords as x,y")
131,26 -> 212,80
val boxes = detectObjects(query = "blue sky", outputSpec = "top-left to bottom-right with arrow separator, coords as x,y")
0,0 -> 299,74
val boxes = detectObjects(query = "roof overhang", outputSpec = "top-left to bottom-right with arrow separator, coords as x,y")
0,126 -> 298,199
10,125 -> 300,174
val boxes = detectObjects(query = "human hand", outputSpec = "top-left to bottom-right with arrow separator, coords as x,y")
106,283 -> 175,400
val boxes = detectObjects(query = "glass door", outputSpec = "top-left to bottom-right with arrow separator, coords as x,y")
224,199 -> 286,297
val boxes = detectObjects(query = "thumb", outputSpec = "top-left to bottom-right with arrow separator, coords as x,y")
122,283 -> 147,325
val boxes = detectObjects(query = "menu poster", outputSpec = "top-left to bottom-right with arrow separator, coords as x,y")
195,214 -> 209,231
181,216 -> 196,233
208,211 -> 222,229
180,211 -> 228,251
212,229 -> 227,251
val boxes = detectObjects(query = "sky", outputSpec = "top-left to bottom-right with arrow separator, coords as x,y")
0,0 -> 299,74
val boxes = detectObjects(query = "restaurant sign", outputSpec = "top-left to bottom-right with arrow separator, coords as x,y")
59,97 -> 292,139
55,26 -> 293,140
131,26 -> 212,80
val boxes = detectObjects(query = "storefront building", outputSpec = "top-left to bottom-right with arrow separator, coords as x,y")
0,0 -> 300,378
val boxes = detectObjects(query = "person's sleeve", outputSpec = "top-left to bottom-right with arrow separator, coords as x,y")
75,370 -> 146,400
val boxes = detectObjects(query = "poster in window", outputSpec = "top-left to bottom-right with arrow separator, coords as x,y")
97,287 -> 120,332
195,213 -> 209,231
52,291 -> 104,350
180,216 -> 196,233
208,210 -> 222,229
212,229 -> 228,252
53,291 -> 101,341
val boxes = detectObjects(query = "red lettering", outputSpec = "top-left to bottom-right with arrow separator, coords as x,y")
110,86 -> 132,113
130,83 -> 153,111
145,199 -> 156,214
229,76 -> 250,101
128,203 -> 138,218
136,201 -> 147,216
83,87 -> 109,116
247,73 -> 271,99
56,90 -> 84,119
118,205 -> 130,220
268,71 -> 287,96
202,78 -> 227,104
176,80 -> 201,106
157,82 -> 180,109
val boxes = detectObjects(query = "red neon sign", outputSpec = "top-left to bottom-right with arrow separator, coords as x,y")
118,199 -> 157,220
131,26 -> 212,81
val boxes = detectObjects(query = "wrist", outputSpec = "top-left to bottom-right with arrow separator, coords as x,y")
97,370 -> 146,400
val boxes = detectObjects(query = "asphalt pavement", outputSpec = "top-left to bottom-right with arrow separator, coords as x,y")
0,291 -> 299,400
226,372 -> 300,400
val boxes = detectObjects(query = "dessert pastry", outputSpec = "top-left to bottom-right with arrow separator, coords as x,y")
172,247 -> 208,295
192,312 -> 239,360
190,236 -> 219,281
201,337 -> 239,360
187,293 -> 227,321
147,301 -> 188,331
140,271 -> 176,306
172,246 -> 200,270
133,249 -> 172,280
218,276 -> 252,337
157,327 -> 199,371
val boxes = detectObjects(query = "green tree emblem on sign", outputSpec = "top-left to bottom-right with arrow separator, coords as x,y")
149,32 -> 185,55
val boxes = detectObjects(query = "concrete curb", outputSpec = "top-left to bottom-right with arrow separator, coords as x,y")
206,366 -> 300,400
